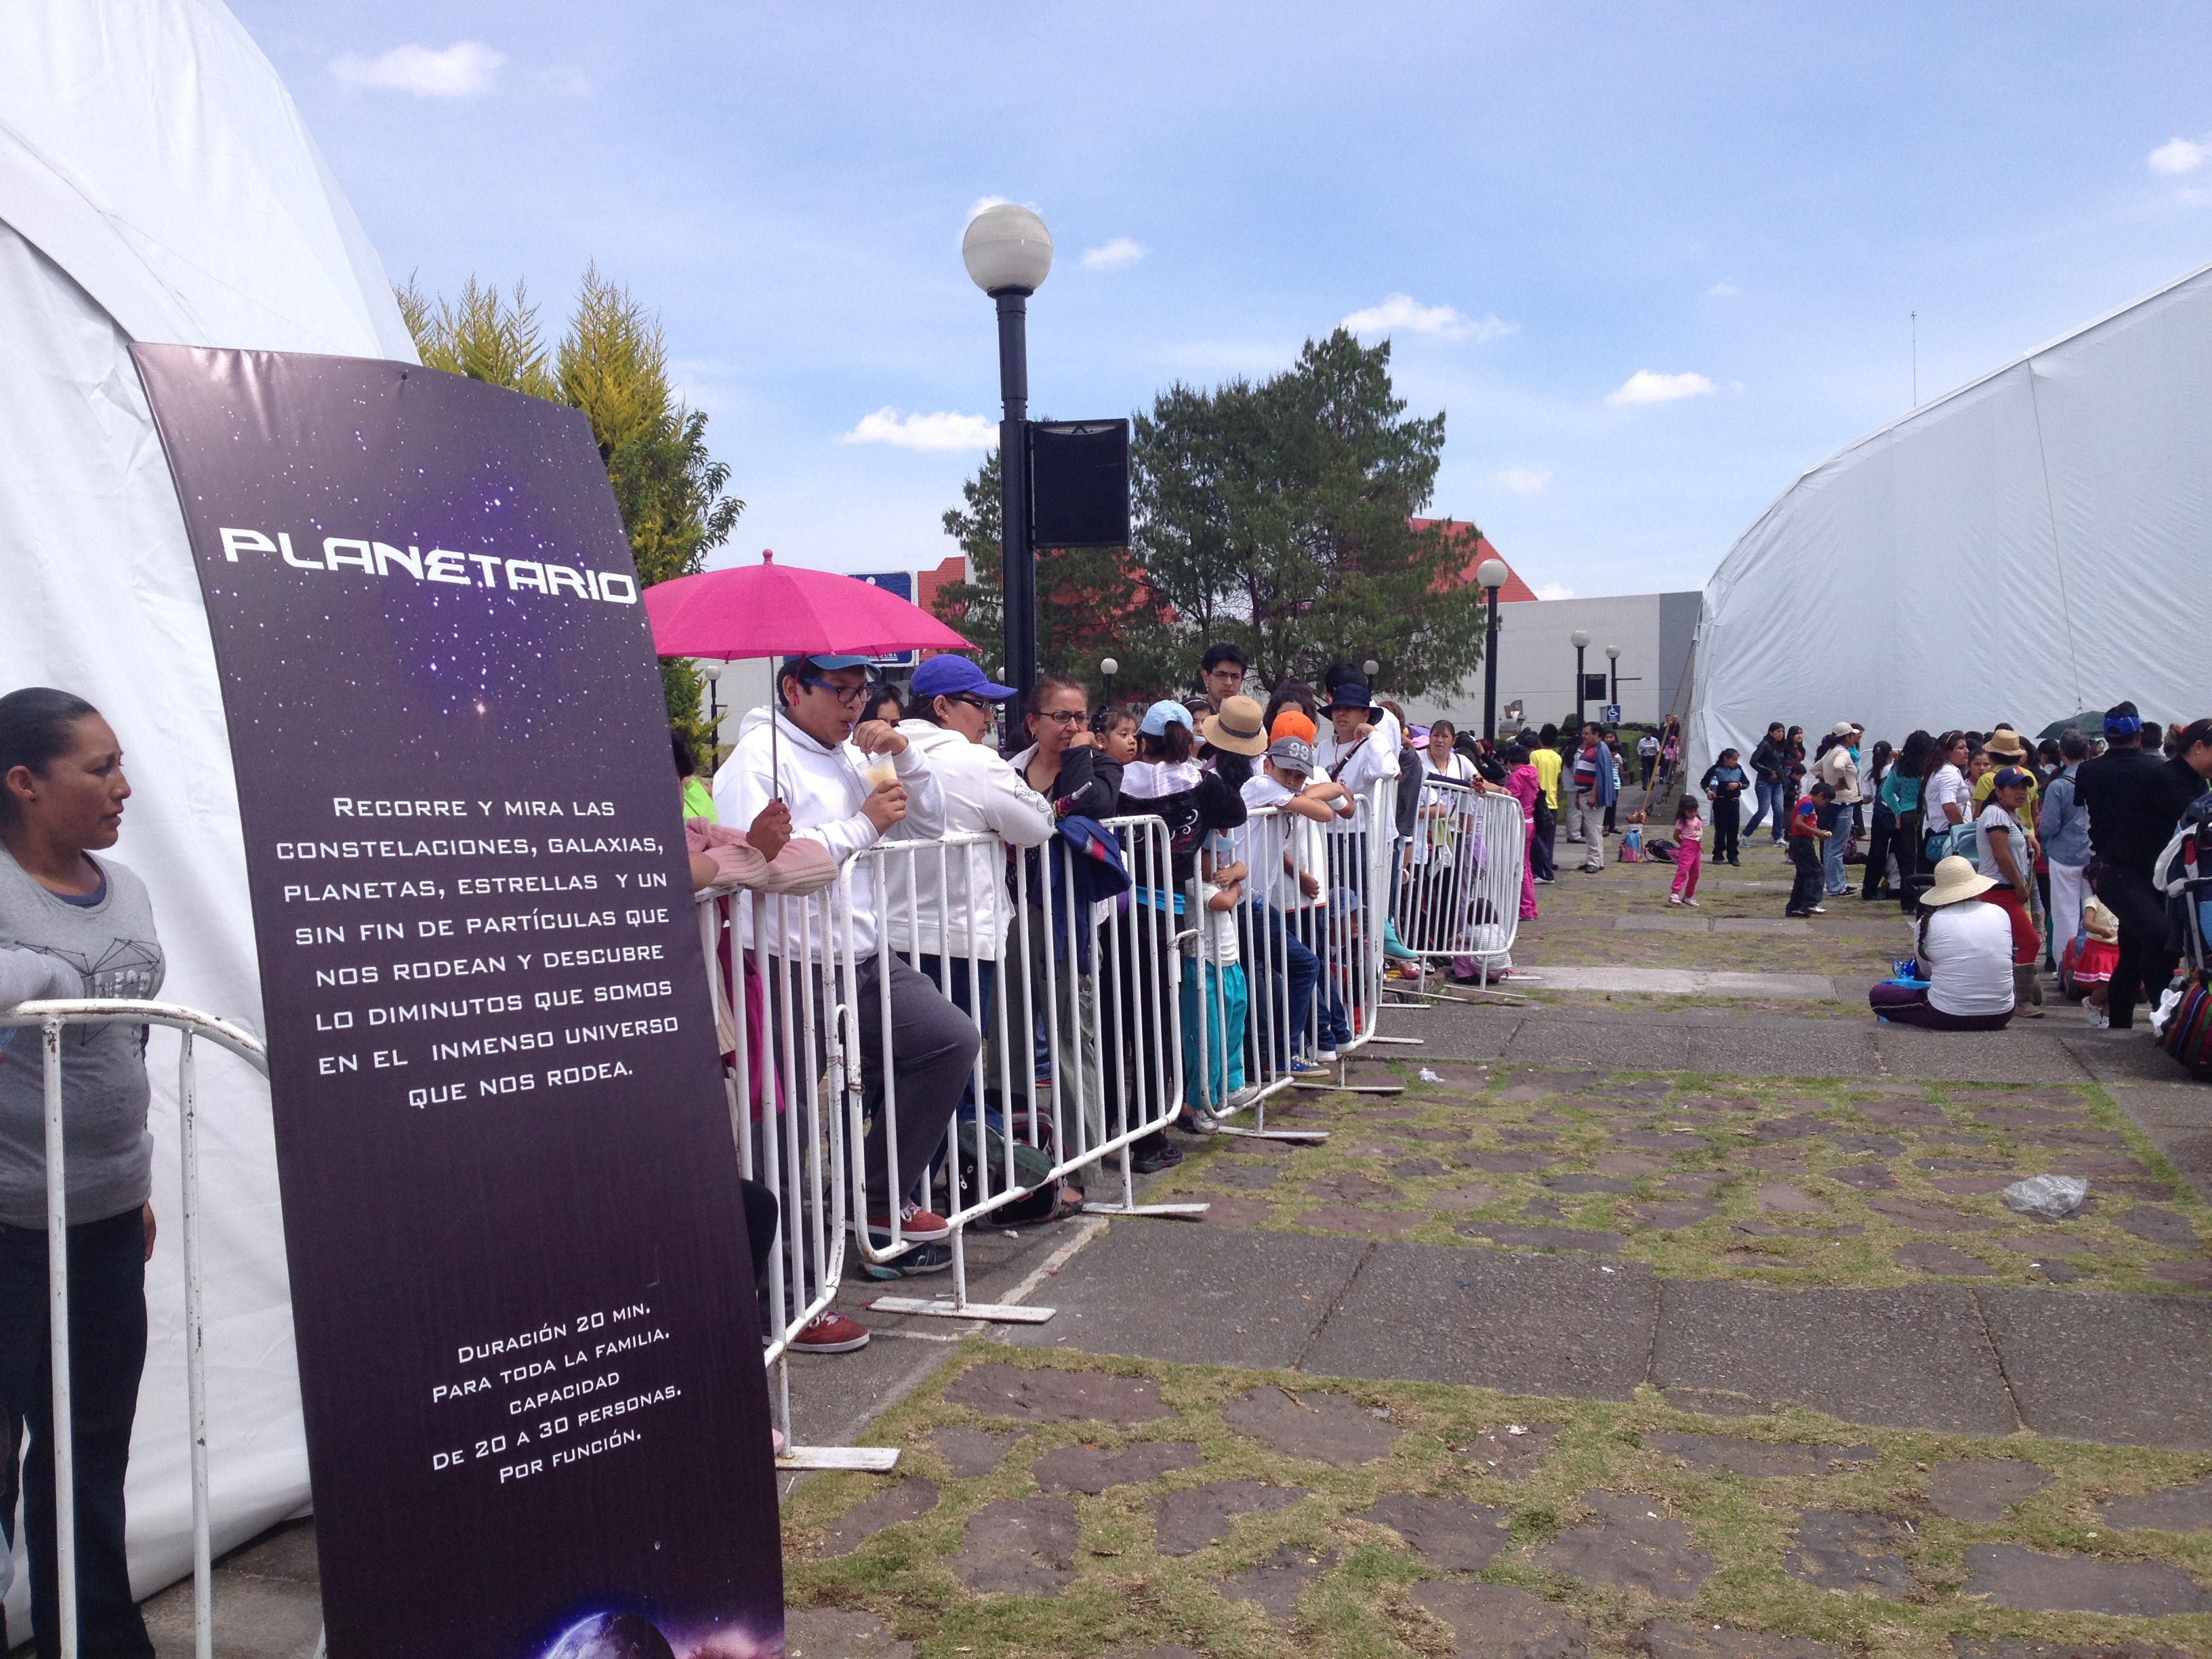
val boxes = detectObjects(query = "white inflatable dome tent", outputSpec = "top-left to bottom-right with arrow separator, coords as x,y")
1690,259 -> 2212,775
1,0 -> 415,1627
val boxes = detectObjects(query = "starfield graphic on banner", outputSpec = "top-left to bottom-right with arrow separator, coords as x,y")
131,344 -> 783,1659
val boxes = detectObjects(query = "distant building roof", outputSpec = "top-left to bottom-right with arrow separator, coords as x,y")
1411,518 -> 1540,602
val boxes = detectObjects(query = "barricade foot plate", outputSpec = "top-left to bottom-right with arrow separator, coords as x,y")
1213,1125 -> 1330,1142
1366,1033 -> 1427,1043
779,1446 -> 901,1472
1080,1201 -> 1212,1218
1293,1080 -> 1405,1095
868,1294 -> 1055,1324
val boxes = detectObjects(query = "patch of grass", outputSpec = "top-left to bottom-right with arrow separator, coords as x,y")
783,1345 -> 2212,1659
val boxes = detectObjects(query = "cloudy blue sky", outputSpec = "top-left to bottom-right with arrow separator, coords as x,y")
239,2 -> 2212,597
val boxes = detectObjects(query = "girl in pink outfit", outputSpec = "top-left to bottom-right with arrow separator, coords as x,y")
1505,742 -> 1542,920
1668,792 -> 1704,906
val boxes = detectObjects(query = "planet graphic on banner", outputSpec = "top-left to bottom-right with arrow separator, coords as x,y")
543,1612 -> 678,1659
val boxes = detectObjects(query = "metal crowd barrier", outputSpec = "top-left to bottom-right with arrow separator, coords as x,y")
0,998 -> 269,1659
1390,779 -> 1528,989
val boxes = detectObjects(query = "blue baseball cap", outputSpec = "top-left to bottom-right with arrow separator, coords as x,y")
779,653 -> 871,674
1139,699 -> 1195,737
909,655 -> 1016,701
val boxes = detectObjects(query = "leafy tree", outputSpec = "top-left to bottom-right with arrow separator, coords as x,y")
396,268 -> 743,735
933,448 -> 1179,705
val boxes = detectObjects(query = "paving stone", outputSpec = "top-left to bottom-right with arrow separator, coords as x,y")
948,1364 -> 1172,1426
1500,1127 -> 1563,1145
1916,1156 -> 2010,1171
1523,1195 -> 1572,1221
1498,1069 -> 1610,1099
1362,1494 -> 1514,1570
1151,1480 -> 1308,1555
1826,1164 -> 1898,1191
1658,1388 -> 1765,1418
1737,1146 -> 1808,1173
1676,1094 -> 1763,1113
2098,1477 -> 2212,1531
2146,1260 -> 2212,1288
1927,1458 -> 2053,1521
1654,1281 -> 2017,1433
819,1479 -> 940,1556
1461,1420 -> 1563,1476
1528,1110 -> 1577,1125
1218,1545 -> 1335,1619
1187,1193 -> 1277,1227
1928,1174 -> 2017,1195
1551,1172 -> 1638,1193
1734,1219 -> 1864,1240
1221,1133 -> 1296,1155
1786,1509 -> 1917,1596
1433,1182 -> 1507,1211
1306,1171 -> 1401,1204
1660,1171 -> 1729,1196
1980,1288 -> 2212,1448
1892,1241 -> 1997,1274
1630,1621 -> 1844,1659
1391,1158 -> 1450,1178
1595,1151 -> 1668,1176
1755,1114 -> 1839,1141
1638,1200 -> 1721,1229
1617,1129 -> 1704,1150
1831,1134 -> 1907,1156
1866,1195 -> 1998,1232
1343,1139 -> 1411,1159
1961,1543 -> 2211,1615
1206,1162 -> 1281,1189
933,1426 -> 1018,1478
2108,1179 -> 2179,1200
1465,1150 -> 1556,1173
1538,1490 -> 1717,1600
1754,1184 -> 1830,1214
950,1494 -> 1080,1595
1303,1203 -> 1429,1237
1406,1126 -> 1477,1143
1993,1234 -> 2101,1253
1031,1441 -> 1203,1493
2023,1128 -> 2133,1149
1458,1222 -> 1624,1253
1859,1099 -> 1953,1128
1643,1433 -> 1875,1477
1412,1581 -> 1593,1659
2049,1153 -> 2156,1179
1948,1640 -> 2192,1659
1974,1105 -> 2089,1127
1224,1386 -> 1400,1466
784,1607 -> 916,1659
1977,1088 -> 2094,1108
2032,1260 -> 2086,1284
2114,1206 -> 2201,1248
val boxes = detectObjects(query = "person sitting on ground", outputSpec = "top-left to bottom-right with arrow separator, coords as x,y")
1976,766 -> 2045,1017
1786,780 -> 1833,918
714,653 -> 972,1322
1668,791 -> 1705,907
1868,856 -> 2016,1030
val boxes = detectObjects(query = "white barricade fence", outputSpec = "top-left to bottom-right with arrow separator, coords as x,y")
840,813 -> 1203,1324
0,998 -> 270,1659
1391,779 -> 1528,989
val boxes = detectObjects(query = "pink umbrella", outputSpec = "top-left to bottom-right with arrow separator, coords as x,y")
645,550 -> 975,800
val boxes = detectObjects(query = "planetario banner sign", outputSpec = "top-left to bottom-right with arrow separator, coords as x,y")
134,344 -> 782,1659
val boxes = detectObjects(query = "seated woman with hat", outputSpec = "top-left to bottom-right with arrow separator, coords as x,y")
1867,855 -> 2016,1030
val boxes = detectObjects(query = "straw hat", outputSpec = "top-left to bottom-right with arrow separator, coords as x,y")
1200,694 -> 1269,756
1922,855 -> 1998,907
2083,897 -> 2119,943
1983,725 -> 2029,760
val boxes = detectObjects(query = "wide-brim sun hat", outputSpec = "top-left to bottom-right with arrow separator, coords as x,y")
1922,855 -> 1999,907
1199,694 -> 1269,756
1321,682 -> 1380,722
1983,726 -> 2029,759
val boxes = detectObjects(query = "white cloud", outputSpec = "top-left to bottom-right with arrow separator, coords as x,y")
1494,466 -> 1552,493
2150,137 -> 2210,176
331,41 -> 507,97
1606,369 -> 1716,407
841,408 -> 998,451
1082,237 -> 1147,270
1534,581 -> 1576,601
1706,282 -> 1740,298
1341,293 -> 1515,342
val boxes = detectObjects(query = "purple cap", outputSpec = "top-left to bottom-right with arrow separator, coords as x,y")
909,655 -> 1017,701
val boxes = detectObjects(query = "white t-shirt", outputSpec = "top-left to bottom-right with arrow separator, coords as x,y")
1923,900 -> 2015,1017
1242,773 -> 1325,909
1924,764 -> 1969,827
1638,735 -> 1660,759
1975,803 -> 2024,888
1120,757 -> 1202,800
1196,878 -> 1242,966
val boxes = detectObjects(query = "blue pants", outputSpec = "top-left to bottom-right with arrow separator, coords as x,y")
1291,905 -> 1354,1051
1823,832 -> 1849,895
1244,903 -> 1319,1069
1180,962 -> 1248,1109
1745,779 -> 1785,840
1786,839 -> 1826,915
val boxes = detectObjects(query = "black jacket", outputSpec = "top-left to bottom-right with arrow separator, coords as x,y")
2078,747 -> 2207,876
1750,735 -> 1790,784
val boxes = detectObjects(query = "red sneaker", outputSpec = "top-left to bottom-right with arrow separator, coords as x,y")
865,1202 -> 951,1242
792,1311 -> 869,1353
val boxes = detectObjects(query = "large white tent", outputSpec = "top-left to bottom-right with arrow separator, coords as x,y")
1690,259 -> 2212,774
1,0 -> 413,1626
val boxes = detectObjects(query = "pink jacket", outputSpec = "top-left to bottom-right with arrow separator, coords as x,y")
684,817 -> 837,896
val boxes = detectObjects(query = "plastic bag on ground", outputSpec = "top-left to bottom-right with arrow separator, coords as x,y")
2001,1174 -> 2089,1220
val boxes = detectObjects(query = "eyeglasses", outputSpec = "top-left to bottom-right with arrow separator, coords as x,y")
800,676 -> 868,708
945,693 -> 998,712
1033,709 -> 1086,726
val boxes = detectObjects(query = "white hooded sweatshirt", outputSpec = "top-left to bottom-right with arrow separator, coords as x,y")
714,704 -> 947,957
883,718 -> 1055,961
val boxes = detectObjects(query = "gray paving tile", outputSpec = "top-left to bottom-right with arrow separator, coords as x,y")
1383,1007 -> 1523,1061
1652,1281 -> 2016,1434
2056,1030 -> 2197,1084
1872,1027 -> 2093,1083
1506,1015 -> 1695,1070
2104,1084 -> 2212,1202
1685,1025 -> 1877,1079
1976,1287 -> 2212,1450
1002,1219 -> 1369,1368
1300,1241 -> 1656,1399
144,1563 -> 324,1659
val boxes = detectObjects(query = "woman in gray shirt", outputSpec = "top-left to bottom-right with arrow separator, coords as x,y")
1,686 -> 164,1659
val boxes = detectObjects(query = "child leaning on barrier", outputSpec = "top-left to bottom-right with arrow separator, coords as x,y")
1180,832 -> 1252,1120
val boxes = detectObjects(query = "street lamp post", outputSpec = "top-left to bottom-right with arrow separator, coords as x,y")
1570,629 -> 1591,730
1476,557 -> 1508,742
699,659 -> 723,748
1604,644 -> 1620,715
962,204 -> 1054,716
1100,655 -> 1118,712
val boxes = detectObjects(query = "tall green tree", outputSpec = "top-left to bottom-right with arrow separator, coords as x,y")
933,448 -> 1180,703
396,268 -> 743,734
1131,329 -> 1488,699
